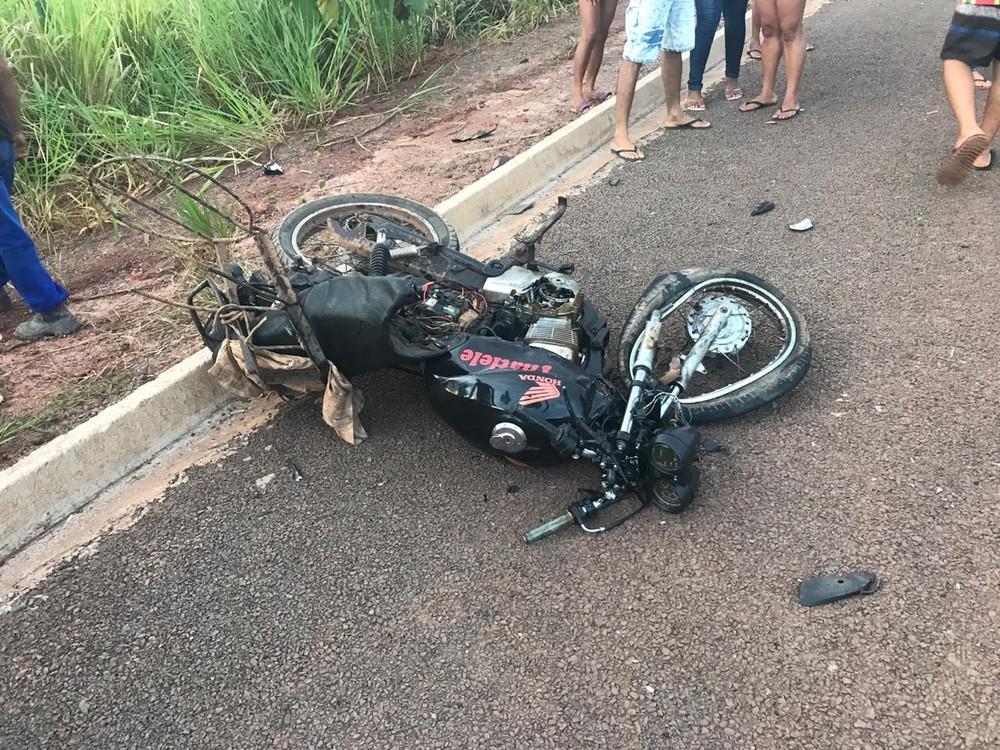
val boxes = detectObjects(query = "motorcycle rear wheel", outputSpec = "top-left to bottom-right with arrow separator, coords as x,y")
271,193 -> 459,273
617,269 -> 811,423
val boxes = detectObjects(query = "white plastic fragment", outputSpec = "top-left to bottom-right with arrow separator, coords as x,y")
789,218 -> 814,232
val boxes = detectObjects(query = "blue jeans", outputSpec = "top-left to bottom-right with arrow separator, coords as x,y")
0,140 -> 68,313
687,0 -> 749,91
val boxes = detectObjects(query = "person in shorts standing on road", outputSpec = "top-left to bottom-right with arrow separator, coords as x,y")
571,0 -> 620,114
611,0 -> 711,162
0,52 -> 79,339
936,0 -> 1000,184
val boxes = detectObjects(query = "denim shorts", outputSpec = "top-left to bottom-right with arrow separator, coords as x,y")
623,0 -> 697,63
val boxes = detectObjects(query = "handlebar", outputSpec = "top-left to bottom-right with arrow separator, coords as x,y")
523,512 -> 574,543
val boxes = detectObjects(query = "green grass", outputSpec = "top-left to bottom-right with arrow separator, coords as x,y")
1,0 -> 575,234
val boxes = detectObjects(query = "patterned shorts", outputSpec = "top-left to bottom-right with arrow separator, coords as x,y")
623,0 -> 697,64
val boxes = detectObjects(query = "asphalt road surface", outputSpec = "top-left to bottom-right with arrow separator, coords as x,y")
3,1 -> 1000,748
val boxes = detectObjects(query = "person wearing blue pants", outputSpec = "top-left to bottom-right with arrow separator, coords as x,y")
685,0 -> 749,111
0,53 -> 79,340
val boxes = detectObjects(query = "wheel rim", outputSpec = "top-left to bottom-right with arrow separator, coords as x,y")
629,277 -> 799,405
288,201 -> 445,266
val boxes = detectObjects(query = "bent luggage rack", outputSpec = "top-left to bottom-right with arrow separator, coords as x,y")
88,155 -> 329,379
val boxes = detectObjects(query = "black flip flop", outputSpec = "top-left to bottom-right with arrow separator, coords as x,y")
746,49 -> 762,60
664,118 -> 711,130
611,148 -> 644,161
771,107 -> 802,122
974,148 -> 995,171
739,99 -> 777,113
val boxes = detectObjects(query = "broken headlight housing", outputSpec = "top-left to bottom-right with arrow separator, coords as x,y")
646,426 -> 700,513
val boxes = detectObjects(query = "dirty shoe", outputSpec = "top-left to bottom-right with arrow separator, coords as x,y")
15,303 -> 81,340
0,286 -> 11,313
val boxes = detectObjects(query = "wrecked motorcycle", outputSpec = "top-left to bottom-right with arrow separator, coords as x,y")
91,158 -> 811,542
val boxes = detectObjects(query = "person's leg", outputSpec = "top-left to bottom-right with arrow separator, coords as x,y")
686,0 -> 723,110
663,0 -> 709,126
612,60 -> 644,157
773,0 -> 806,117
572,0 -> 604,111
582,0 -> 620,101
740,0 -> 779,110
747,0 -> 762,58
0,144 -> 70,316
944,59 -> 986,141
937,10 -> 997,184
973,58 -> 1000,167
613,0 -> 667,157
722,0 -> 749,97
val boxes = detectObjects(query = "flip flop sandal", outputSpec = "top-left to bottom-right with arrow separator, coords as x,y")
770,107 -> 802,121
571,101 -> 593,114
611,148 -> 645,161
936,133 -> 991,185
746,49 -> 762,60
589,91 -> 613,102
725,88 -> 744,101
973,148 -> 995,171
685,100 -> 707,112
664,118 -> 711,130
739,99 -> 776,112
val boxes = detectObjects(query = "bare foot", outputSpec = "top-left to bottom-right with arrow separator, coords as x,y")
584,86 -> 612,103
685,91 -> 706,111
973,146 -> 994,169
772,99 -> 802,120
610,141 -> 645,160
739,95 -> 778,112
662,114 -> 711,129
937,131 -> 990,185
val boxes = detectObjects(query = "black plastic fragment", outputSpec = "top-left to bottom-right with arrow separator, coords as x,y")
798,570 -> 880,607
451,124 -> 498,143
750,200 -> 775,217
505,200 -> 535,216
701,437 -> 725,454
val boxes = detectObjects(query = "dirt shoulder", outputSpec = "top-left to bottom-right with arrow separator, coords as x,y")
0,9 -> 626,468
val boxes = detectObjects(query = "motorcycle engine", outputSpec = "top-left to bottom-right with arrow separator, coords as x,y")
482,266 -> 583,361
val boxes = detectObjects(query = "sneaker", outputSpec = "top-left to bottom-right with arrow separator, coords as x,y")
0,287 -> 11,313
14,303 -> 81,341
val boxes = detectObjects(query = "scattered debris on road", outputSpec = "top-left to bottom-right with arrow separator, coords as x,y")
798,570 -> 880,607
451,124 -> 498,143
751,200 -> 775,216
261,163 -> 284,176
254,473 -> 276,491
288,461 -> 305,482
491,154 -> 511,170
505,199 -> 535,215
789,218 -> 814,232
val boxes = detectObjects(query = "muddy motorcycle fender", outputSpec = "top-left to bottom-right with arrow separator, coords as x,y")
425,335 -> 612,466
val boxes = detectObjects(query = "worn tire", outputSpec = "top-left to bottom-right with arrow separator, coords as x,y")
617,268 -> 812,423
271,193 -> 460,270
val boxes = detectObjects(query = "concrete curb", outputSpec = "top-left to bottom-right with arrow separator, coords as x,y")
0,18 -> 745,563
0,350 -> 226,560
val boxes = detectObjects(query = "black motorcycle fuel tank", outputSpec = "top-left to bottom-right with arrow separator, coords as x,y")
425,334 -> 612,465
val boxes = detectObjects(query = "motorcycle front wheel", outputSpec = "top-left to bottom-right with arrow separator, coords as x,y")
617,268 -> 811,423
271,193 -> 459,274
